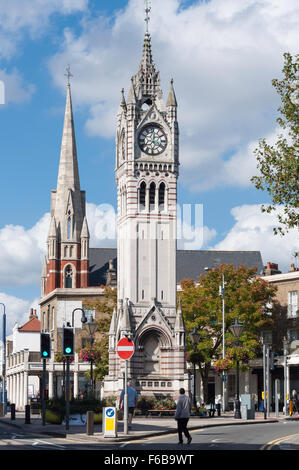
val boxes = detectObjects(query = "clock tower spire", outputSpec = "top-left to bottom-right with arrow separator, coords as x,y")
105,5 -> 187,399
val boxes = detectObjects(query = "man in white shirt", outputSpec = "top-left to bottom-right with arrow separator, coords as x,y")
174,388 -> 192,445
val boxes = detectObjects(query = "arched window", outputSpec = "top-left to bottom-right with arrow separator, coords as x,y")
139,182 -> 146,211
149,182 -> 156,211
65,265 -> 73,288
159,183 -> 165,211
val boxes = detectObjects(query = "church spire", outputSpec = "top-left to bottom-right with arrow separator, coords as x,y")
56,77 -> 80,193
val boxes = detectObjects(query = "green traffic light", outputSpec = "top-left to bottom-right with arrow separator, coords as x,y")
42,351 -> 49,357
65,347 -> 72,354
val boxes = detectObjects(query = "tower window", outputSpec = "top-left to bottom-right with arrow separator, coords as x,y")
159,183 -> 165,211
65,265 -> 73,288
139,182 -> 146,210
149,182 -> 156,211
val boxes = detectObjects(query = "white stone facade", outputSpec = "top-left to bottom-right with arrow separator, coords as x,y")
104,32 -> 187,398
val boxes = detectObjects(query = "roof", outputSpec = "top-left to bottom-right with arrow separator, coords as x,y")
18,317 -> 41,332
88,248 -> 264,286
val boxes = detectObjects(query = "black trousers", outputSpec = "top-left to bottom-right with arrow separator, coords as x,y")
177,418 -> 191,442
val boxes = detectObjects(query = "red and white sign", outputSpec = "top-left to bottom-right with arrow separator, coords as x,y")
117,337 -> 135,360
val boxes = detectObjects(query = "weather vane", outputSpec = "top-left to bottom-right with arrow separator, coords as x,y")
144,0 -> 151,33
65,65 -> 73,85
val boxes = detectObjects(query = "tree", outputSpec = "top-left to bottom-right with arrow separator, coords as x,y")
179,264 -> 277,403
251,52 -> 299,235
83,287 -> 117,383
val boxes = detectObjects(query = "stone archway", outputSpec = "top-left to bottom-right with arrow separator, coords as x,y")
138,328 -> 170,376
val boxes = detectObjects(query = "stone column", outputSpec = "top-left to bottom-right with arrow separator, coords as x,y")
16,373 -> 20,410
48,370 -> 54,399
23,371 -> 28,408
12,374 -> 16,406
20,372 -> 24,411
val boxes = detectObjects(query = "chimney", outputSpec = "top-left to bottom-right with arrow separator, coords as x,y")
29,308 -> 34,319
264,262 -> 281,276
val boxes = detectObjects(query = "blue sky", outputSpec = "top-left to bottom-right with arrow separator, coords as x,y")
0,0 -> 298,333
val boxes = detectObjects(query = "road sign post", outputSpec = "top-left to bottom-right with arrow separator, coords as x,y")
116,337 -> 134,435
103,407 -> 117,437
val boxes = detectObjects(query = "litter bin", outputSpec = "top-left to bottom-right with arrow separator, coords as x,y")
216,403 -> 221,416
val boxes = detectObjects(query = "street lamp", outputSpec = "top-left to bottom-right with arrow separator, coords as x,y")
204,267 -> 226,412
64,308 -> 88,431
189,327 -> 200,410
283,337 -> 289,417
229,318 -> 244,419
84,314 -> 98,393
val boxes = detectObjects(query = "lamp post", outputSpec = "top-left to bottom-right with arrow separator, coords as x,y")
64,308 -> 87,430
283,337 -> 289,416
204,267 -> 227,412
84,314 -> 98,394
189,327 -> 200,410
229,318 -> 244,419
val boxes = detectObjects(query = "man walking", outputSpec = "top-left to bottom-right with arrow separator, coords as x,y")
119,381 -> 138,429
174,388 -> 192,445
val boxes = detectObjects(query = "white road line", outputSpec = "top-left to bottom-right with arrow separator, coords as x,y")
32,439 -> 66,449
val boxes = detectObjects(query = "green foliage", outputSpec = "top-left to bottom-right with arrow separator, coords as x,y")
45,409 -> 62,424
251,52 -> 299,235
82,287 -> 117,382
180,264 -> 277,401
102,395 -> 117,406
46,397 -> 104,419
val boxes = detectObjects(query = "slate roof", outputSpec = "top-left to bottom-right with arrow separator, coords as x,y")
88,248 -> 264,287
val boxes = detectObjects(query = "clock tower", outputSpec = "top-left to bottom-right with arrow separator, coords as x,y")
104,16 -> 188,398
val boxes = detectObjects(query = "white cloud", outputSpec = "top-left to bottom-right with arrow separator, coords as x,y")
47,0 -> 298,192
0,68 -> 35,104
213,204 -> 299,272
0,213 -> 50,286
0,293 -> 40,336
0,0 -> 88,35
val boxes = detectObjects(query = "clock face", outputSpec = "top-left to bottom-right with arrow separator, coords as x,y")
138,125 -> 167,155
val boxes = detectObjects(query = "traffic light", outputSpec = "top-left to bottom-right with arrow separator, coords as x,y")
63,326 -> 74,356
270,351 -> 279,370
40,332 -> 51,359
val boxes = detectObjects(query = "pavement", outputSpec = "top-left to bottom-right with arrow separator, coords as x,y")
0,410 -> 298,443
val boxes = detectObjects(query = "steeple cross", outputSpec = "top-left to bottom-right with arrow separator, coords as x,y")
144,0 -> 151,33
65,65 -> 73,85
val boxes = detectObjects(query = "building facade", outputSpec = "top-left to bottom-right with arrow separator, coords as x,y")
103,28 -> 189,398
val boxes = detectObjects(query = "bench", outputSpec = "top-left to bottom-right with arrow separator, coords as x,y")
205,404 -> 216,417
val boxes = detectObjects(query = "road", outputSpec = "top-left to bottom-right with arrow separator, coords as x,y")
1,421 -> 299,452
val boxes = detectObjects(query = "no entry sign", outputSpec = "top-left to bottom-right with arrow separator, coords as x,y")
117,337 -> 134,360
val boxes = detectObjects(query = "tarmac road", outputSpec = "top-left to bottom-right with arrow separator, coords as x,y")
121,421 -> 299,451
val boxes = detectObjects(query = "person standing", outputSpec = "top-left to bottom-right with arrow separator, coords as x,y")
119,381 -> 138,429
174,388 -> 192,445
291,389 -> 298,414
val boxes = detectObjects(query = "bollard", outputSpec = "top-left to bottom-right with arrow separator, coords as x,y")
25,404 -> 31,424
86,411 -> 94,436
0,403 -> 4,417
11,403 -> 15,420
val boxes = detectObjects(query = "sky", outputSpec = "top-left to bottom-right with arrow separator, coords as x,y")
0,0 -> 298,335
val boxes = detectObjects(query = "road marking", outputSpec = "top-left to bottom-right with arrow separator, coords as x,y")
261,433 -> 299,450
32,439 -> 66,449
120,428 -> 205,446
